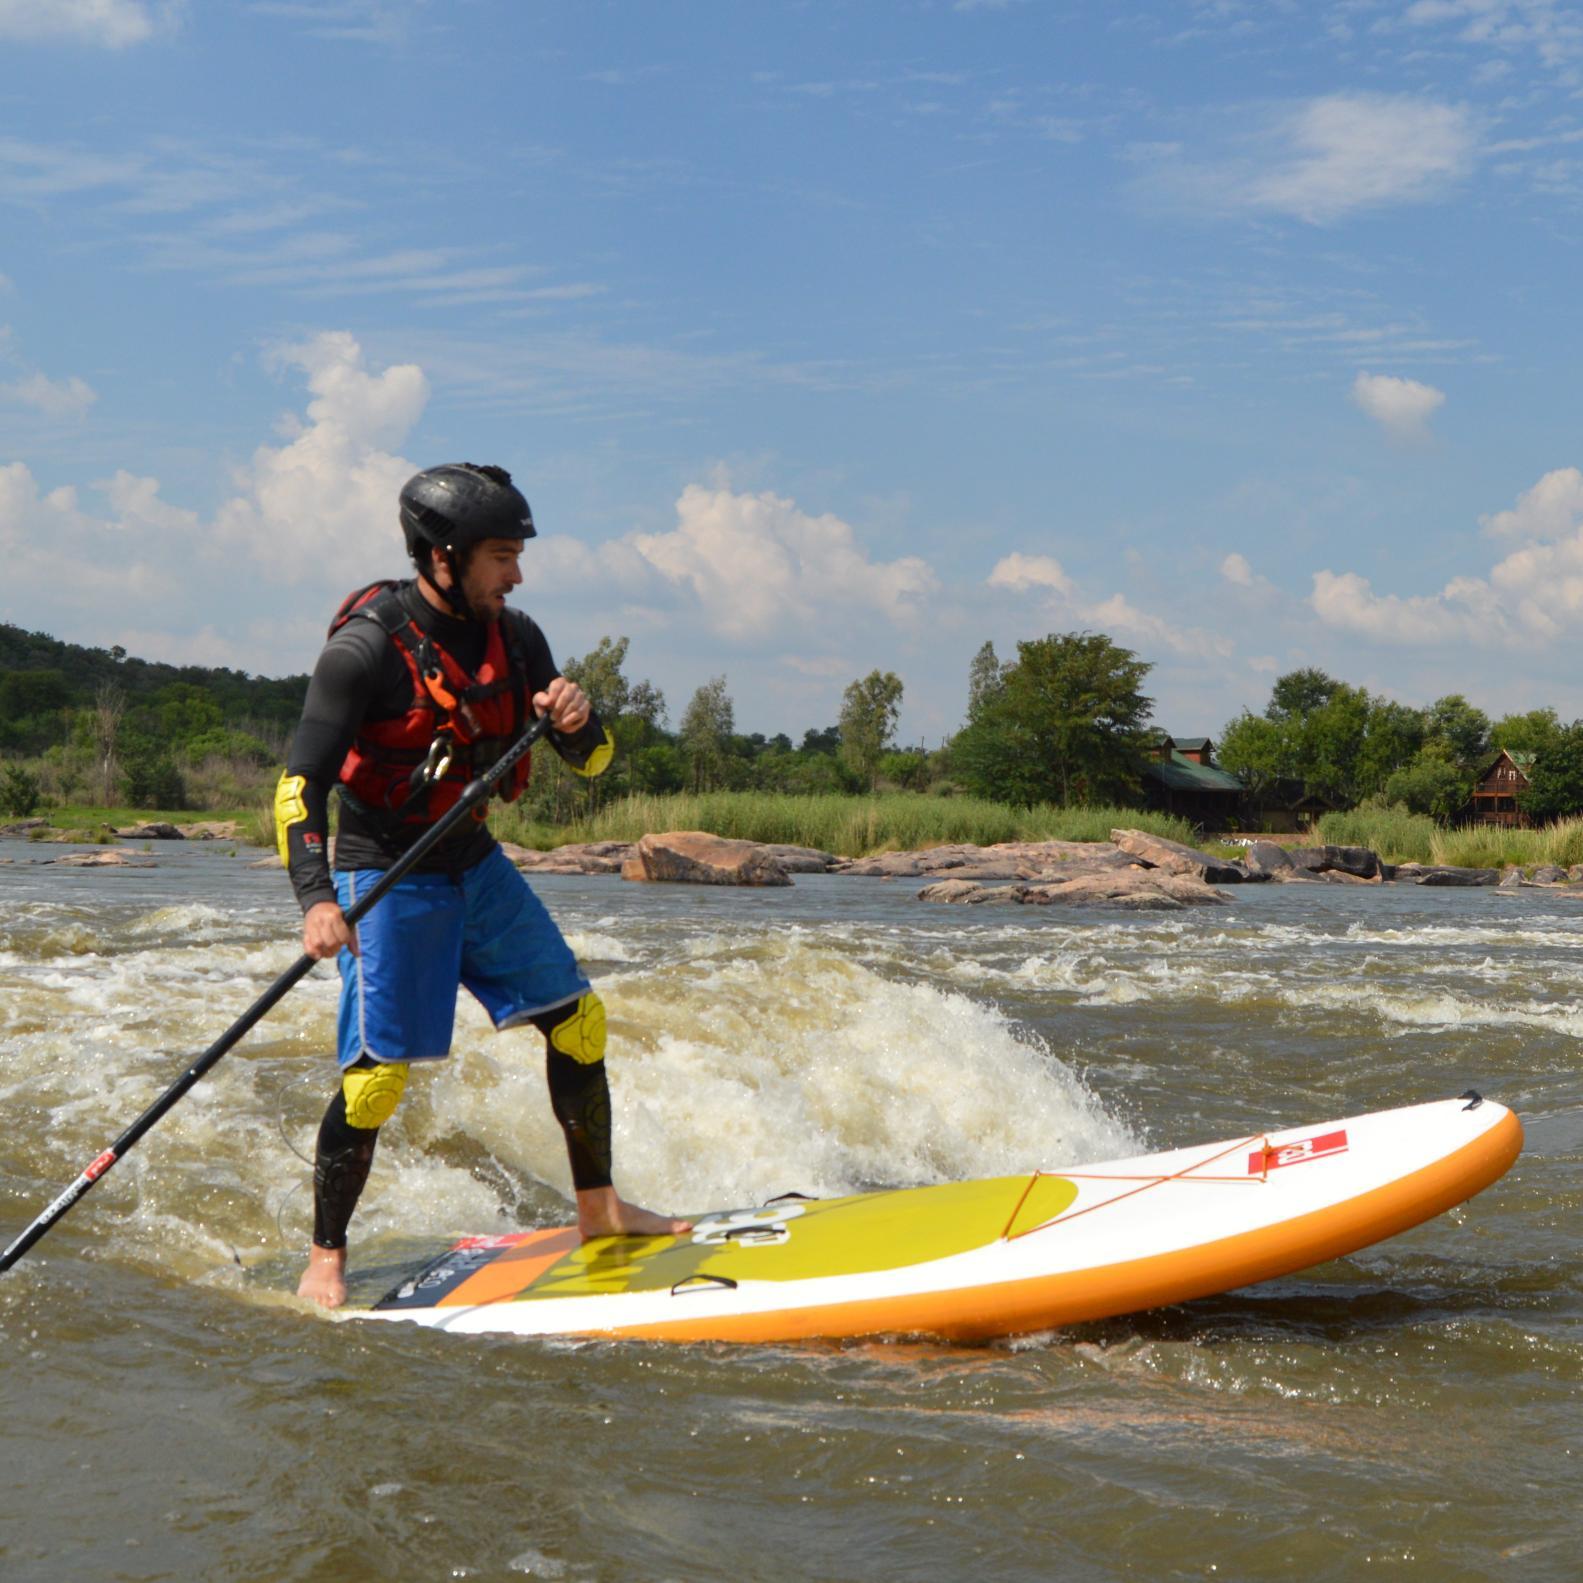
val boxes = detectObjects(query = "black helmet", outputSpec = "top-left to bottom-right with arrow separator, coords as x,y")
399,463 -> 535,559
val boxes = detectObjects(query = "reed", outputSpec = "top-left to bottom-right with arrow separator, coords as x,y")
1315,807 -> 1583,871
1314,807 -> 1438,864
1429,814 -> 1583,871
489,792 -> 1197,857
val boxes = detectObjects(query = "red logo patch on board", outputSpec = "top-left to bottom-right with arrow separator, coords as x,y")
1248,1129 -> 1348,1175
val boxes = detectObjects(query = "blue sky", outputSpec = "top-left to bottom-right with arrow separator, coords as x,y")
3,0 -> 1583,745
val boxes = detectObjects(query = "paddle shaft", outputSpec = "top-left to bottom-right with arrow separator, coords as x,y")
0,713 -> 552,1275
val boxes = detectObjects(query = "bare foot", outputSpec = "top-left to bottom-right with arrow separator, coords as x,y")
576,1186 -> 693,1241
297,1245 -> 349,1309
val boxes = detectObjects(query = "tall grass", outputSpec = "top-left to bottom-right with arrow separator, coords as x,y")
1315,807 -> 1438,864
1314,806 -> 1583,869
1431,815 -> 1583,871
490,791 -> 1197,858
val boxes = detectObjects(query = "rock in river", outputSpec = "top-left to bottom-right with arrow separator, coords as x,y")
623,830 -> 792,887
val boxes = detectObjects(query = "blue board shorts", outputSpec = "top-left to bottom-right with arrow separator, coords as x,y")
333,844 -> 591,1069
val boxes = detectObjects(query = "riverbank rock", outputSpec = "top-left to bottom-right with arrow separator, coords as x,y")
1530,865 -> 1569,886
50,849 -> 156,868
1499,865 -> 1525,889
182,820 -> 243,840
1288,844 -> 1382,880
623,830 -> 792,886
761,844 -> 839,873
1390,863 -> 1500,887
920,870 -> 1229,910
506,840 -> 635,875
1109,828 -> 1252,883
1242,840 -> 1295,876
0,818 -> 48,836
834,840 -> 1131,881
104,821 -> 185,840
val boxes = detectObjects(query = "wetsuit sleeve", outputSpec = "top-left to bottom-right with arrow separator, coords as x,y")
515,615 -> 615,779
277,622 -> 392,913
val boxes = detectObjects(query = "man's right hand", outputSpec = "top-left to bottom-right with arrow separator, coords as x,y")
303,901 -> 358,960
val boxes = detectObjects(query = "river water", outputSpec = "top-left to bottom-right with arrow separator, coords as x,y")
0,838 -> 1577,1582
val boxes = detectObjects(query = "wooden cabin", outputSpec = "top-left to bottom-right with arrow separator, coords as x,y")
1467,749 -> 1535,828
1139,735 -> 1245,831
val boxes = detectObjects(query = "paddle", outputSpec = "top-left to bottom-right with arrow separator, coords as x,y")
0,712 -> 553,1275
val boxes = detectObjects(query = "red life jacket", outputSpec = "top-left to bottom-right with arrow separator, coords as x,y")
329,582 -> 535,824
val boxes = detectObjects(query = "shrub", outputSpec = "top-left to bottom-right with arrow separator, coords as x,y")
122,751 -> 186,810
0,762 -> 42,817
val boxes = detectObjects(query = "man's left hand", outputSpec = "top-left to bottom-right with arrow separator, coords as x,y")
535,676 -> 590,734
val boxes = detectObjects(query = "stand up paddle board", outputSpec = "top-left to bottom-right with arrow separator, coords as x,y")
354,1093 -> 1521,1344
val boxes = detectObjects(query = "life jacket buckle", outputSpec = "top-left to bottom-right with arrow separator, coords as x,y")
418,732 -> 455,786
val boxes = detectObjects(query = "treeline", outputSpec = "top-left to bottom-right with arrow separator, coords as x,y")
8,615 -> 1583,830
0,620 -> 306,815
529,630 -> 1155,819
1218,668 -> 1581,822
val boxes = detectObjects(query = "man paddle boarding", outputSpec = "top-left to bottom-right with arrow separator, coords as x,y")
277,462 -> 689,1308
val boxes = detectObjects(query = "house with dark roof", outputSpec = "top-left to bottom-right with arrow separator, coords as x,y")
1139,735 -> 1245,831
1467,749 -> 1535,828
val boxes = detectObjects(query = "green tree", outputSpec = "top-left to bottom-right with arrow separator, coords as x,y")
877,749 -> 929,790
952,632 -> 1153,806
1384,751 -> 1472,822
154,683 -> 224,744
92,680 -> 125,805
1423,694 -> 1491,772
839,670 -> 905,790
1216,711 -> 1290,803
1518,723 -> 1583,822
1353,697 -> 1426,800
0,763 -> 42,817
967,641 -> 1002,721
563,636 -> 638,723
1493,707 -> 1563,761
1268,667 -> 1341,721
680,676 -> 735,790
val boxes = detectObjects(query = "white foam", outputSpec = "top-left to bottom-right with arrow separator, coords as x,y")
434,930 -> 1134,1217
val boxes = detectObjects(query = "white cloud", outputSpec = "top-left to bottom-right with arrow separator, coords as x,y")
1351,371 -> 1446,443
0,461 -> 171,610
1310,465 -> 1583,645
987,552 -> 1075,595
1139,94 -> 1478,224
1310,569 -> 1492,644
1479,466 -> 1583,539
214,331 -> 427,585
1404,0 -> 1583,69
625,484 -> 938,642
1087,593 -> 1234,659
1221,552 -> 1255,587
988,551 -> 1232,658
0,0 -> 160,47
1,370 -> 97,418
0,332 -> 424,648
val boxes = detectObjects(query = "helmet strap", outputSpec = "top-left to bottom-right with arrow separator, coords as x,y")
425,545 -> 478,622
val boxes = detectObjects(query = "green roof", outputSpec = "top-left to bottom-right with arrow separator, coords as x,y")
1142,751 -> 1244,793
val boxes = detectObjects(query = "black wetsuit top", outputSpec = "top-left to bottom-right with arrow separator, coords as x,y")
282,580 -> 607,914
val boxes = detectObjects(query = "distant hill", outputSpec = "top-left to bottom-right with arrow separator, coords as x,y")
0,621 -> 308,755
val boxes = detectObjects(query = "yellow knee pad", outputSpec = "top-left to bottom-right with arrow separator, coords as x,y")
548,993 -> 606,1066
343,1061 -> 409,1129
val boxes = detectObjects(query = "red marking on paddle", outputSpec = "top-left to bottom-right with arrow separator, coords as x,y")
83,1150 -> 117,1182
